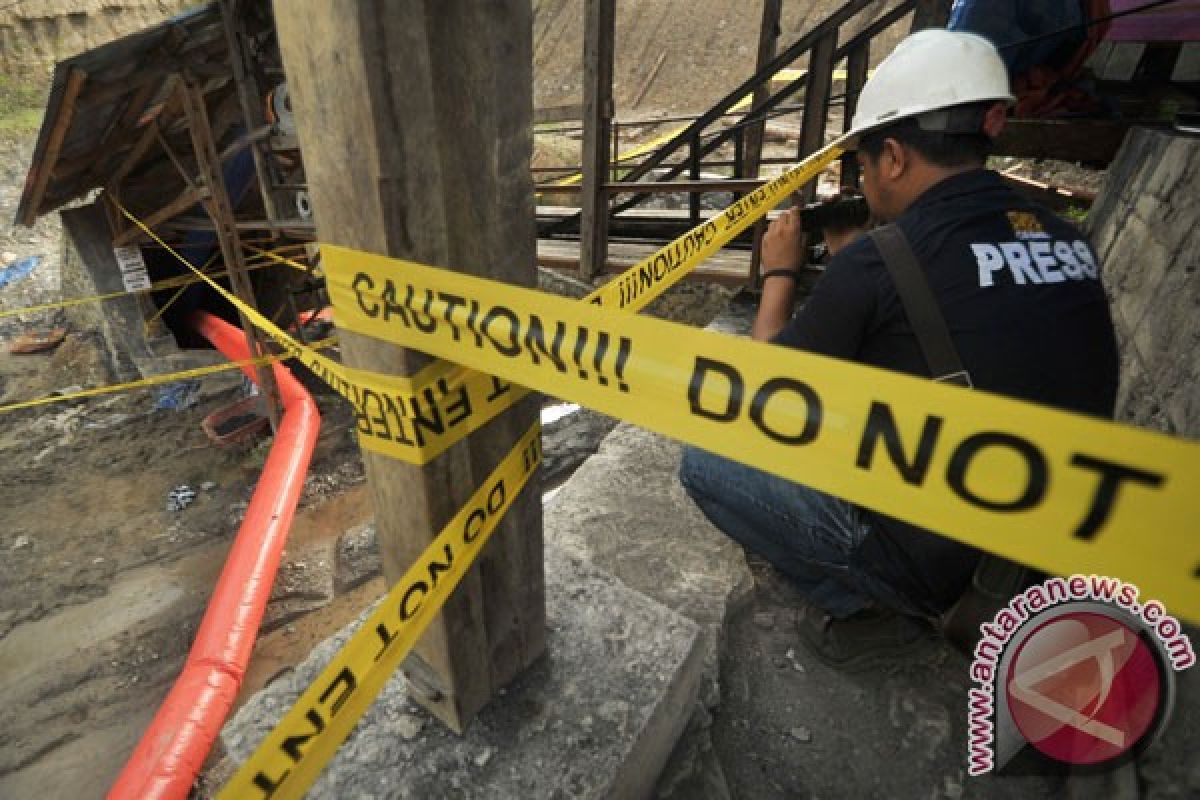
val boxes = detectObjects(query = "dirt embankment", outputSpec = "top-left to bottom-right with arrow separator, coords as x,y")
0,0 -> 195,78
532,0 -> 907,114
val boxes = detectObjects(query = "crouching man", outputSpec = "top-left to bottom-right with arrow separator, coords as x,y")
679,30 -> 1117,668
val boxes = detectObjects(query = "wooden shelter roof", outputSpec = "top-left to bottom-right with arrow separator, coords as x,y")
15,3 -> 229,227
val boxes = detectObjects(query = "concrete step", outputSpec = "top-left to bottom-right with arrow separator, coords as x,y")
220,543 -> 704,798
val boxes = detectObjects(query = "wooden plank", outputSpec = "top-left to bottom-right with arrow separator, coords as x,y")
534,103 -> 585,124
111,186 -> 210,246
741,0 -> 783,180
539,236 -> 751,275
180,78 -> 284,430
20,67 -> 87,225
580,0 -> 616,280
108,120 -> 163,189
217,123 -> 273,163
993,119 -> 1133,164
1000,170 -> 1096,212
108,75 -> 184,191
606,178 -> 766,192
631,51 -> 667,110
840,42 -> 870,187
218,0 -> 282,226
537,237 -> 824,288
154,123 -> 199,191
160,215 -> 315,234
797,31 -> 837,202
66,69 -> 173,187
77,65 -> 170,110
275,0 -> 545,733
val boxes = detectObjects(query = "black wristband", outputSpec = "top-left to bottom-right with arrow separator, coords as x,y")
761,268 -> 798,281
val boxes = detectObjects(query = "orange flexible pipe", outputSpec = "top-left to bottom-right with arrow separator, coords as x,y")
109,311 -> 321,799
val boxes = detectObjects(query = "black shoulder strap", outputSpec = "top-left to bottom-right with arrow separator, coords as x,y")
868,225 -> 972,387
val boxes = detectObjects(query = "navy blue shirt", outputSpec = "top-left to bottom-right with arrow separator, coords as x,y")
773,169 -> 1118,614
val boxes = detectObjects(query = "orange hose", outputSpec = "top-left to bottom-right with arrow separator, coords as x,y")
108,312 -> 321,800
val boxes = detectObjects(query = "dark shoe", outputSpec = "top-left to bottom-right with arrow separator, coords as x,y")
795,604 -> 934,671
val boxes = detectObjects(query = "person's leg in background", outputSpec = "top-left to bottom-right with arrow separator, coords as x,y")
679,444 -> 874,619
679,445 -> 934,668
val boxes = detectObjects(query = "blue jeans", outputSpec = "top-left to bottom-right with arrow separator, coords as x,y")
679,445 -> 919,619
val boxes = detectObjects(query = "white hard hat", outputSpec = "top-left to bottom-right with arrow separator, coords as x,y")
846,29 -> 1014,144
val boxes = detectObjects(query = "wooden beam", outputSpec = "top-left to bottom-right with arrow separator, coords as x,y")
64,67 -> 170,186
534,103 -> 585,124
993,119 -> 1134,164
840,41 -> 870,186
111,186 -> 210,246
631,51 -> 667,110
180,78 -> 284,430
77,66 -> 169,110
537,178 -> 770,193
218,0 -> 282,226
1000,170 -> 1097,212
580,0 -> 616,281
217,123 -> 273,163
160,215 -> 315,235
20,67 -> 87,225
98,75 -> 166,146
154,124 -> 200,191
275,0 -> 545,733
608,178 -> 768,192
742,0 -> 783,179
797,31 -> 837,202
108,75 -> 184,191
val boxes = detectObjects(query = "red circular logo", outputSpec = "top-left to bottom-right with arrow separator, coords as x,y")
1006,611 -> 1162,766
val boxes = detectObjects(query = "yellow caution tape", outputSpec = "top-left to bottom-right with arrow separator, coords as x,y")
351,138 -> 842,461
323,244 -> 1200,623
120,141 -> 845,465
142,251 -> 221,337
0,338 -> 337,415
218,420 -> 542,800
245,244 -> 319,276
215,135 -> 841,800
0,253 -> 295,321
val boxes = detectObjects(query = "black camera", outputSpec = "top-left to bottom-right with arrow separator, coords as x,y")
798,193 -> 870,235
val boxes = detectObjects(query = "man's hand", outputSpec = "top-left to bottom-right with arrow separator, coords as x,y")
762,208 -> 804,271
753,208 -> 805,342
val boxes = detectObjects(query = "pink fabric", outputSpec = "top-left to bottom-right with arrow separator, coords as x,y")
1106,0 -> 1200,42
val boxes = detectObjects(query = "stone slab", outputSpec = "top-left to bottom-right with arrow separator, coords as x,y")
541,290 -> 756,799
221,543 -> 703,799
544,291 -> 757,706
544,423 -> 753,710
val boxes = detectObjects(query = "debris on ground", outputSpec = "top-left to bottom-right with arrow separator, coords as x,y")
166,485 -> 197,513
8,326 -> 66,354
154,379 -> 202,411
0,254 -> 40,290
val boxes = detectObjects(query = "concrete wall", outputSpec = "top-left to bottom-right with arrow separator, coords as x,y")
1087,128 -> 1200,438
60,202 -> 159,380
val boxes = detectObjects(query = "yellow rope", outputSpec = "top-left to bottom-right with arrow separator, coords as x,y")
0,337 -> 337,415
0,258 -> 278,320
142,250 -> 222,337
